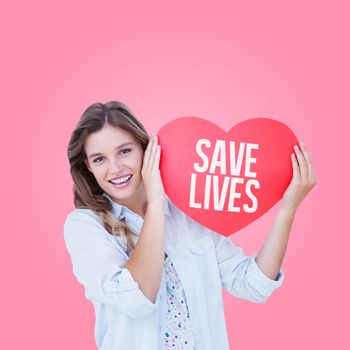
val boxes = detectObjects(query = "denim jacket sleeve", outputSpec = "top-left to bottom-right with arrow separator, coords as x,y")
63,210 -> 157,319
210,230 -> 285,303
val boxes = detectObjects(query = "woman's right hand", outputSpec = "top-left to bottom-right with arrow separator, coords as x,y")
141,134 -> 166,206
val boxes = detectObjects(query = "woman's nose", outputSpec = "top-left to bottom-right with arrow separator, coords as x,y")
108,158 -> 123,173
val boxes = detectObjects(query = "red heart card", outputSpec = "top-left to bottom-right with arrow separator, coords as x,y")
157,117 -> 298,236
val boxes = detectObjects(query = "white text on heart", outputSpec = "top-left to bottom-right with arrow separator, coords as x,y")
189,139 -> 260,212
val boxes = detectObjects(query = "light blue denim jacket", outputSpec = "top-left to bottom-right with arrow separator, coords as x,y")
63,193 -> 284,350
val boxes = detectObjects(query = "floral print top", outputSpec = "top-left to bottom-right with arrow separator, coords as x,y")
164,256 -> 195,349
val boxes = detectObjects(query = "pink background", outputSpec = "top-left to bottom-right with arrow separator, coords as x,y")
1,0 -> 348,349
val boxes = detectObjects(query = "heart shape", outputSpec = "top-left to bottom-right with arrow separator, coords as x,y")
157,117 -> 298,236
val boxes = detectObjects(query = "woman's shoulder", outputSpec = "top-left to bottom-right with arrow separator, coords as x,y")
65,207 -> 102,221
63,208 -> 114,249
64,207 -> 105,233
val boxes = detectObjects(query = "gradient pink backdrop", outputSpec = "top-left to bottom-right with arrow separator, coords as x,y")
1,1 -> 348,349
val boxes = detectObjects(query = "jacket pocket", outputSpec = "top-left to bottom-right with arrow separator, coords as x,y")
187,236 -> 218,285
187,235 -> 215,254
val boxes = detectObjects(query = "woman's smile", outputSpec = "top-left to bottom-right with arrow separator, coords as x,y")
109,174 -> 133,188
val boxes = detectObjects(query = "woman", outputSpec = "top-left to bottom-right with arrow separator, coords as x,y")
64,100 -> 316,350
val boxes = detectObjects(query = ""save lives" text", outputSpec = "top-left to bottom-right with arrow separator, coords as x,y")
189,139 -> 260,212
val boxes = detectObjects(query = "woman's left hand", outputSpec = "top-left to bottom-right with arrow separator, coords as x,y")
281,141 -> 317,212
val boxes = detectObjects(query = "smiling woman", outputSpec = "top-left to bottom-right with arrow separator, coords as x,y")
66,101 -> 151,254
63,100 -> 302,350
83,124 -> 146,213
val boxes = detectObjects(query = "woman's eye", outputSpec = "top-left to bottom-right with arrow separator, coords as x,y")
120,148 -> 131,155
92,149 -> 131,163
93,156 -> 104,163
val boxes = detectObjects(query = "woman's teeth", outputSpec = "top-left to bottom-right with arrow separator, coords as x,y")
110,175 -> 132,185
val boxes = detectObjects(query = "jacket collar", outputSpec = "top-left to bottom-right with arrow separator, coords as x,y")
102,192 -> 171,220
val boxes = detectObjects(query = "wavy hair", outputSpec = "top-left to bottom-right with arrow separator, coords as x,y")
67,100 -> 150,254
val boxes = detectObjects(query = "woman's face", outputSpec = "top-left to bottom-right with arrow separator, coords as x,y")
84,124 -> 145,207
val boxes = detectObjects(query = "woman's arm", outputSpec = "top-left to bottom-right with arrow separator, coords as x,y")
255,141 -> 317,280
125,202 -> 165,303
125,134 -> 166,303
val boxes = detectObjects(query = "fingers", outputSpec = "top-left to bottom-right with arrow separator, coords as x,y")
148,135 -> 160,171
143,134 -> 160,172
293,144 -> 308,184
299,142 -> 317,185
292,141 -> 317,187
291,152 -> 301,182
154,144 -> 161,169
143,134 -> 156,171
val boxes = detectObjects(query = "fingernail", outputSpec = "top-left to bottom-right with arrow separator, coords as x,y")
300,141 -> 305,147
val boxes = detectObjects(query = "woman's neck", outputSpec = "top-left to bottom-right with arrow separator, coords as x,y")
118,184 -> 148,219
